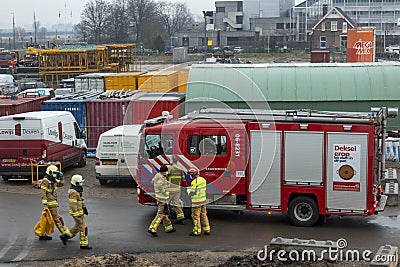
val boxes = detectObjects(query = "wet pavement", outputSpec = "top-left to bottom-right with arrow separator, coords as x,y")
0,191 -> 400,264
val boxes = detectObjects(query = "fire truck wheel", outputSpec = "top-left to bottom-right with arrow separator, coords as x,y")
2,176 -> 11,181
288,196 -> 319,227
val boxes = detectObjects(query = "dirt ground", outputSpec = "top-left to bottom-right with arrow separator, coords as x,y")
1,158 -> 397,266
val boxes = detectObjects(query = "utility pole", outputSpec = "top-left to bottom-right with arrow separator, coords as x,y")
202,11 -> 213,61
12,13 -> 15,50
34,12 -> 37,45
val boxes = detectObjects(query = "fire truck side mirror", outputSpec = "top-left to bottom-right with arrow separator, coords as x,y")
387,108 -> 398,118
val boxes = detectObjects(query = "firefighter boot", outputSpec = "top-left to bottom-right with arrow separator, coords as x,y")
147,229 -> 158,237
80,245 -> 92,249
59,234 -> 70,246
39,235 -> 52,240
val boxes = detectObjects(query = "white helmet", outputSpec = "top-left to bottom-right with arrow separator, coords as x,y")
71,174 -> 84,186
46,165 -> 59,176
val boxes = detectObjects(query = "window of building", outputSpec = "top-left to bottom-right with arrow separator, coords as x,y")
188,135 -> 227,156
331,21 -> 337,31
237,2 -> 243,12
342,22 -> 347,33
320,36 -> 327,49
216,7 -> 225,13
210,19 -> 214,24
236,16 -> 243,24
340,35 -> 347,52
276,23 -> 285,29
322,22 -> 326,31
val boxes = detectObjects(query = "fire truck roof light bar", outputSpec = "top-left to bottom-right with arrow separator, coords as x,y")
144,111 -> 173,126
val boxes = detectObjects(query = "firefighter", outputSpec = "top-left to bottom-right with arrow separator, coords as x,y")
187,168 -> 210,236
167,156 -> 186,224
59,174 -> 92,249
148,165 -> 176,237
39,165 -> 71,240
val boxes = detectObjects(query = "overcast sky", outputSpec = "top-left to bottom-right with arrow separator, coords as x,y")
0,0 -> 304,30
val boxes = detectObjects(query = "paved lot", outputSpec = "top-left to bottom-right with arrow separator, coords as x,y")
0,191 -> 400,264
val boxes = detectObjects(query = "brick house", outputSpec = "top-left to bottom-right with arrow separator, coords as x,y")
309,6 -> 357,52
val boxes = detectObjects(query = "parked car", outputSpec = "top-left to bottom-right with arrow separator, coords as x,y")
165,49 -> 174,56
234,46 -> 244,53
188,46 -> 198,54
19,81 -> 47,91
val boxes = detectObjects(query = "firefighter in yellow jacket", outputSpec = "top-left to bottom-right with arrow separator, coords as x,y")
59,174 -> 92,249
39,165 -> 71,241
148,165 -> 176,237
167,156 -> 186,224
187,168 -> 210,236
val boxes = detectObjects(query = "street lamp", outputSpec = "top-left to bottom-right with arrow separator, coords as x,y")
202,10 -> 214,61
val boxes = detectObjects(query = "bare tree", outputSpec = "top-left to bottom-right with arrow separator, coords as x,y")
127,0 -> 159,42
159,2 -> 193,37
107,0 -> 129,43
80,0 -> 111,42
74,22 -> 90,42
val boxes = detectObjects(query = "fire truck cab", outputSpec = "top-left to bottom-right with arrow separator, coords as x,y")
136,107 -> 397,226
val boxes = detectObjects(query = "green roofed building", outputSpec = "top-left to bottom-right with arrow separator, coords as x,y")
185,63 -> 400,129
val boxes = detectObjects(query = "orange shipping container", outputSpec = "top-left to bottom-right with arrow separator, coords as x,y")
347,27 -> 376,63
177,67 -> 190,92
138,70 -> 178,92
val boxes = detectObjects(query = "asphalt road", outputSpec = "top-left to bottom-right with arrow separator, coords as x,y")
0,191 -> 400,264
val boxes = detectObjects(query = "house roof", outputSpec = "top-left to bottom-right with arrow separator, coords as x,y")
311,7 -> 357,33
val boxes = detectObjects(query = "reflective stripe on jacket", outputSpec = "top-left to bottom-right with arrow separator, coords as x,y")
187,176 -> 207,206
153,173 -> 169,202
68,188 -> 85,217
167,164 -> 185,193
40,176 -> 64,207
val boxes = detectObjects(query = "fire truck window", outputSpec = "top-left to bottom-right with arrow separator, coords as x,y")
145,134 -> 172,158
161,135 -> 173,155
188,135 -> 227,156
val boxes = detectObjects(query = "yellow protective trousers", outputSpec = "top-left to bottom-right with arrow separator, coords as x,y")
148,202 -> 173,233
191,205 -> 210,235
169,191 -> 185,220
69,215 -> 89,246
48,206 -> 71,236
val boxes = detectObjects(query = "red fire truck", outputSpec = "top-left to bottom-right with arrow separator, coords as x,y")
0,50 -> 18,69
136,107 -> 397,226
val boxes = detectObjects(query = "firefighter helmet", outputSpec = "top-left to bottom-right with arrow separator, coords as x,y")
159,165 -> 168,173
188,168 -> 199,176
46,165 -> 59,176
71,174 -> 84,186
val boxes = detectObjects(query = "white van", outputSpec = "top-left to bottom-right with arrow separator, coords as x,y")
0,111 -> 87,180
0,74 -> 18,95
17,88 -> 55,98
95,125 -> 142,185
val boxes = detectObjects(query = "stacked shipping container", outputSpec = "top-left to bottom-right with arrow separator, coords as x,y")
0,96 -> 50,117
41,92 -> 102,130
85,92 -> 185,149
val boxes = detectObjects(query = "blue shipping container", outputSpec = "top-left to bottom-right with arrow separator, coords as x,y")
41,92 -> 102,130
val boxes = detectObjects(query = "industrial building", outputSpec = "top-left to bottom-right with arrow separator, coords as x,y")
292,0 -> 400,41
